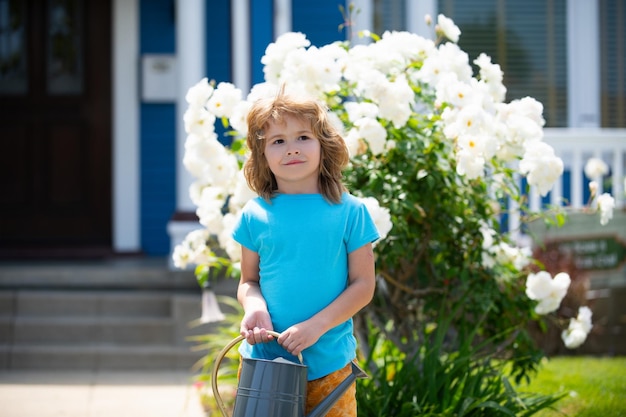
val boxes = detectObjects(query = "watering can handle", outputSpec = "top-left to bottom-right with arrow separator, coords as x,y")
211,330 -> 304,417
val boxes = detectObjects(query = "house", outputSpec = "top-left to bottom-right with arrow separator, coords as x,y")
0,0 -> 624,368
1,0 -> 623,260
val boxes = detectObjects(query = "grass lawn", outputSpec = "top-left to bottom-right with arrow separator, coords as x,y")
517,356 -> 626,417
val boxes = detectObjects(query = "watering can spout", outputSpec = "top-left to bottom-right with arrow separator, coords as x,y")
306,362 -> 368,417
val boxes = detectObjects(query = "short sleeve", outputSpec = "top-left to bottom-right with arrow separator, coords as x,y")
346,197 -> 380,253
232,208 -> 257,252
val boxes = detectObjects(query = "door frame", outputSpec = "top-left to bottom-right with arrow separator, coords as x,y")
112,0 -> 140,253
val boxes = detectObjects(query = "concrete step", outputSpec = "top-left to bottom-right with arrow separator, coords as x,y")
0,258 -> 200,291
0,258 -> 238,370
12,290 -> 173,318
0,344 -> 203,370
12,316 -> 176,345
0,290 -> 213,370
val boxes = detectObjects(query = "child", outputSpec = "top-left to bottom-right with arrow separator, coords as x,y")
232,89 -> 379,416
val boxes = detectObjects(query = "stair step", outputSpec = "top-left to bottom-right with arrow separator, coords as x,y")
0,259 -> 238,370
14,290 -> 173,317
1,344 -> 204,370
0,258 -> 199,291
12,316 -> 177,345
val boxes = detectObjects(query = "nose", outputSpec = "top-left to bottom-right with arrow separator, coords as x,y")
286,147 -> 300,156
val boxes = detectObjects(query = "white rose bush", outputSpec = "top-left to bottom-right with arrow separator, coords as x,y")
176,14 -> 609,415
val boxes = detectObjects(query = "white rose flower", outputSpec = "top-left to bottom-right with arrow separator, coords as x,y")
173,229 -> 212,269
358,73 -> 413,128
456,148 -> 485,179
519,141 -> 564,197
525,271 -> 571,315
507,97 -> 546,127
207,82 -> 243,119
584,157 -> 609,179
437,14 -> 461,43
597,193 -> 615,225
437,42 -> 472,82
344,128 -> 367,157
183,134 -> 222,179
219,213 -> 242,262
185,77 -> 213,107
561,325 -> 588,349
196,186 -> 228,233
353,117 -> 388,155
262,32 -> 311,83
345,102 -> 379,122
183,105 -> 216,137
359,196 -> 393,242
435,74 -> 478,109
280,45 -> 343,98
229,171 -> 257,212
229,100 -> 253,136
562,306 -> 593,349
172,244 -> 192,269
473,53 -> 506,103
588,181 -> 599,197
378,30 -> 435,62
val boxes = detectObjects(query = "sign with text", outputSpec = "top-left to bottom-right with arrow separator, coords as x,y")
545,235 -> 626,271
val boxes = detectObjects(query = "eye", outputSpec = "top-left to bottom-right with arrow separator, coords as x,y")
298,135 -> 311,141
271,138 -> 284,145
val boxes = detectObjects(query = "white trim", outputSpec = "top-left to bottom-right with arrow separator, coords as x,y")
232,0 -> 250,95
166,0 -> 206,267
350,0 -> 373,44
176,0 -> 206,211
567,0 -> 601,127
406,0 -> 436,38
274,0 -> 292,37
351,0 -> 437,42
112,0 -> 140,252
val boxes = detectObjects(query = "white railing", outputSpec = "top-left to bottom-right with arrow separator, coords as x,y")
511,129 -> 626,237
543,129 -> 626,209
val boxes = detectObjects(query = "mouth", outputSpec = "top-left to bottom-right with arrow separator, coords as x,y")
284,159 -> 305,166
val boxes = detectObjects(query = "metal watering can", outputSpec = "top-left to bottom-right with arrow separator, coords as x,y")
212,330 -> 367,417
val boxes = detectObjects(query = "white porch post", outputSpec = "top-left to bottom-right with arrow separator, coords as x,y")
567,0 -> 600,127
232,0 -> 251,94
274,0 -> 292,37
349,0 -> 373,44
112,0 -> 140,253
406,0 -> 437,38
167,0 -> 206,267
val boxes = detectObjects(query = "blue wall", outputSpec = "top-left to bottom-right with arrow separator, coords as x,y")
250,0 -> 274,85
138,0 -> 232,255
140,0 -> 177,255
206,1 -> 232,84
136,1 -> 345,255
292,0 -> 347,46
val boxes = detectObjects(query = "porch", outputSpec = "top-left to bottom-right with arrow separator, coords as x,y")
524,128 -> 626,355
0,258 -> 237,370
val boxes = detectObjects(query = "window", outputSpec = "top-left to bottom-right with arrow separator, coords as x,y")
438,0 -> 568,127
47,0 -> 84,95
0,0 -> 27,95
600,0 -> 625,127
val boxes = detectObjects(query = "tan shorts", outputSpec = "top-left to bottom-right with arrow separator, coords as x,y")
237,359 -> 357,417
306,361 -> 356,417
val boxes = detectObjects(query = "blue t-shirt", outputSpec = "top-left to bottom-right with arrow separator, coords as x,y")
232,192 -> 379,380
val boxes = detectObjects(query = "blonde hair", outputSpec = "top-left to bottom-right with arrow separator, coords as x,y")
243,90 -> 349,203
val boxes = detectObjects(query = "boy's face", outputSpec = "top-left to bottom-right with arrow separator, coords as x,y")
263,114 -> 321,194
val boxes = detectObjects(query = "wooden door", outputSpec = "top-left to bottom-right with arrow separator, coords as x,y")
0,0 -> 112,257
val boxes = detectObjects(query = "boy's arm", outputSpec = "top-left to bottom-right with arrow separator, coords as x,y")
277,242 -> 376,356
237,245 -> 274,344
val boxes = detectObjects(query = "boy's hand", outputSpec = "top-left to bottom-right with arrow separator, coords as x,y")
277,320 -> 323,357
240,309 -> 274,345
